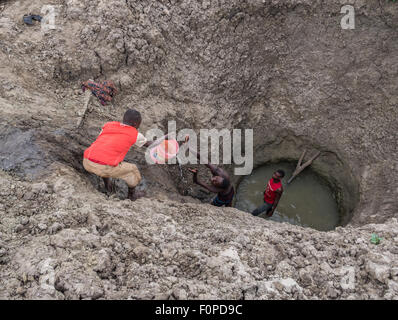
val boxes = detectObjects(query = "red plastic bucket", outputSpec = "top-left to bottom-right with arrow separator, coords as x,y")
150,139 -> 179,164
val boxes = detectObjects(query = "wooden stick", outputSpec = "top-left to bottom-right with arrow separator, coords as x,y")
76,89 -> 92,128
303,151 -> 321,168
288,150 -> 321,184
296,149 -> 307,169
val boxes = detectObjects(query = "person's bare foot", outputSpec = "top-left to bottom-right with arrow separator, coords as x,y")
128,188 -> 146,201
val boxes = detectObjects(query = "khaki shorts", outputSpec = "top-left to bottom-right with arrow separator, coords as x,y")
83,158 -> 141,188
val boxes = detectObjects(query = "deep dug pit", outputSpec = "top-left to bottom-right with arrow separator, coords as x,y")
235,161 -> 341,231
0,0 -> 398,299
231,134 -> 360,228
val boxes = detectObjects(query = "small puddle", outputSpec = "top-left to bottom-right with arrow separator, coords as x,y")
0,125 -> 51,178
234,162 -> 339,231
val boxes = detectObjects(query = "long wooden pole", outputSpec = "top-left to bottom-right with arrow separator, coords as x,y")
76,88 -> 92,128
287,150 -> 321,184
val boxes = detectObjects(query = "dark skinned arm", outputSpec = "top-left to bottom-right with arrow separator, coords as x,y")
188,169 -> 224,194
185,136 -> 220,175
189,147 -> 227,178
189,148 -> 217,173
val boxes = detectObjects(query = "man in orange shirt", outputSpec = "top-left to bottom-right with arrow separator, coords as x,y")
83,109 -> 167,201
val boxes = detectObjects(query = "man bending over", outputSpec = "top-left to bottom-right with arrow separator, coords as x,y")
83,109 -> 167,201
187,142 -> 235,207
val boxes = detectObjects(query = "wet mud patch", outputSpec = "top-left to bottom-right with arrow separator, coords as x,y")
0,124 -> 52,179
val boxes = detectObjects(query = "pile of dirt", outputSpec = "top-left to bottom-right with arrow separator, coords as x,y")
0,0 -> 397,299
0,165 -> 397,299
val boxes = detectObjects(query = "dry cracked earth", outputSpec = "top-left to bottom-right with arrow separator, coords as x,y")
0,0 -> 398,299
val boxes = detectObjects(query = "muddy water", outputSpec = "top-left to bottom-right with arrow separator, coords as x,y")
234,162 -> 339,231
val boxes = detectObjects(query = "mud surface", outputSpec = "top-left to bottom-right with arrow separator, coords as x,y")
0,0 -> 397,299
0,124 -> 51,178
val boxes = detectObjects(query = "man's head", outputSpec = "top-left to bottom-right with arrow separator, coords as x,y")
211,176 -> 229,189
123,109 -> 142,128
272,169 -> 285,182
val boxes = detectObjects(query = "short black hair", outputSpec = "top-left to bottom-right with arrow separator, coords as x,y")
276,169 -> 285,178
123,109 -> 142,127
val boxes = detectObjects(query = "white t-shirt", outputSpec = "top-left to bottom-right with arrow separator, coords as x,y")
119,123 -> 147,148
135,132 -> 147,148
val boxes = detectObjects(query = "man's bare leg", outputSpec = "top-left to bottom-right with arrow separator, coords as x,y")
128,187 -> 146,201
103,177 -> 114,194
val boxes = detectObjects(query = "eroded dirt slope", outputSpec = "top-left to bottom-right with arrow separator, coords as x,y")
0,166 -> 398,299
0,0 -> 397,299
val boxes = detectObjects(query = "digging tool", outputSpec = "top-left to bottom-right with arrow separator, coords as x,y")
76,87 -> 92,129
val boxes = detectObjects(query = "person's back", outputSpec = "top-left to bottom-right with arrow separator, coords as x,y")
213,178 -> 234,207
84,121 -> 139,166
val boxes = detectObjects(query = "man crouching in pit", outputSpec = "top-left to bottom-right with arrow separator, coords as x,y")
83,109 -> 167,201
